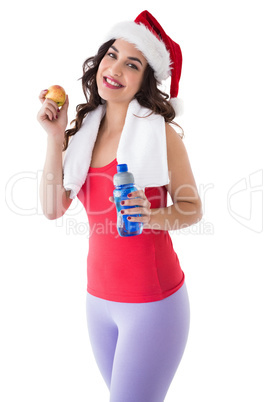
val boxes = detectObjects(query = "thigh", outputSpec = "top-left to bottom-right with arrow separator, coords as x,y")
109,284 -> 190,402
86,293 -> 118,389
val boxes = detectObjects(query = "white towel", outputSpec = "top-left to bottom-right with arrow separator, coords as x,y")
63,99 -> 170,199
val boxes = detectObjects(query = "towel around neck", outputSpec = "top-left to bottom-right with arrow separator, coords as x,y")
63,99 -> 170,199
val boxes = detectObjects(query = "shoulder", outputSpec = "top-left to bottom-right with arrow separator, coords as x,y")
164,123 -> 200,201
165,122 -> 183,139
165,123 -> 186,158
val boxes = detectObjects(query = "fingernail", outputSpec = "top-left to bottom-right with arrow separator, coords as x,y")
57,108 -> 60,112
128,193 -> 132,198
121,210 -> 125,214
127,217 -> 132,220
121,201 -> 125,205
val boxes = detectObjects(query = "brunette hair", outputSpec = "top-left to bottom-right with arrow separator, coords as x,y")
63,39 -> 183,151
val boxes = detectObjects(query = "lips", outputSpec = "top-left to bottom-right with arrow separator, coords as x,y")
103,76 -> 125,89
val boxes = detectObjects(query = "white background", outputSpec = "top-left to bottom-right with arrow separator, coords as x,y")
1,0 -> 267,401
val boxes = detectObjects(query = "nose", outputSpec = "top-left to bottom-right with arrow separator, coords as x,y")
110,60 -> 122,77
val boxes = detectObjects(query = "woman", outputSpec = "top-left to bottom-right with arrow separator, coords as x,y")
37,10 -> 202,402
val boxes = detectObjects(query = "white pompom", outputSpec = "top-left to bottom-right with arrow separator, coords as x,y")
170,98 -> 184,116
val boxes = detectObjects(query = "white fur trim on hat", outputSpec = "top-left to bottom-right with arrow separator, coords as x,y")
105,21 -> 171,82
170,98 -> 184,116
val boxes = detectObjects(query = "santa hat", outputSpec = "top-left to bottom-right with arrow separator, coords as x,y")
105,10 -> 183,115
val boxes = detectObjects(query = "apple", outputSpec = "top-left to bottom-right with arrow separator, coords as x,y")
45,85 -> 66,106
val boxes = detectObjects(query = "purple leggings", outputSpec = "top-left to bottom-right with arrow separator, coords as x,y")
86,283 -> 190,402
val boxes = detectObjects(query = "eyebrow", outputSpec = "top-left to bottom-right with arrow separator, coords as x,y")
110,45 -> 143,66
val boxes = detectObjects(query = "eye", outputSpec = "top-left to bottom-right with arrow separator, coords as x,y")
106,52 -> 117,59
127,63 -> 138,70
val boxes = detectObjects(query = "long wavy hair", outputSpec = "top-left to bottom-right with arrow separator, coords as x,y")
63,39 -> 183,151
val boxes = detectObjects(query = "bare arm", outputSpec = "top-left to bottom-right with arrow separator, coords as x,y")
37,90 -> 72,220
110,123 -> 203,231
145,123 -> 203,230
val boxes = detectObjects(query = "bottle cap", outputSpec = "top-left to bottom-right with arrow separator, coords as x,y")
117,164 -> 128,173
114,164 -> 135,186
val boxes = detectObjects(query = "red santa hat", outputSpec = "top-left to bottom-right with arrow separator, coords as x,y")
105,10 -> 183,115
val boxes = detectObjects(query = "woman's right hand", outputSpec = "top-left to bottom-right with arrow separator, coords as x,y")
37,89 -> 69,142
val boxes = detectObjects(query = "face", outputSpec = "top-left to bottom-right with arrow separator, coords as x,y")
96,39 -> 147,106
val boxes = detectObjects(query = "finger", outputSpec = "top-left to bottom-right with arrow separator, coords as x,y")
43,101 -> 58,120
122,198 -> 148,208
62,94 -> 69,109
127,190 -> 146,199
44,97 -> 59,110
42,107 -> 54,122
38,107 -> 53,122
109,196 -> 114,203
127,215 -> 151,223
39,102 -> 58,121
122,207 -> 150,216
39,89 -> 48,104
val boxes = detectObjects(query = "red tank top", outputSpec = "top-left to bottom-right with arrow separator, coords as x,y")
77,158 -> 185,302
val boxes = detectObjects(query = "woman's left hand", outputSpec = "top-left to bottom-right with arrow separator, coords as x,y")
109,189 -> 152,224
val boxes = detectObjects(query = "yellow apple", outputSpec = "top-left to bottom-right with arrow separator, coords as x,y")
45,85 -> 66,106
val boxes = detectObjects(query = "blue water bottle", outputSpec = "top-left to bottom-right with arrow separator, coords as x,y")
113,164 -> 144,237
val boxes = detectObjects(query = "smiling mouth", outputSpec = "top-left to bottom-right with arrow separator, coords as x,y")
104,76 -> 124,88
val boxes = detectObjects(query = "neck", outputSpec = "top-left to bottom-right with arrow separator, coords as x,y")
101,101 -> 131,137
